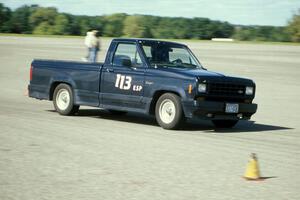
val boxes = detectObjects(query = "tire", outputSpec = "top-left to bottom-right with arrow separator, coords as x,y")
53,83 -> 79,115
155,93 -> 185,130
108,110 -> 127,115
212,120 -> 238,128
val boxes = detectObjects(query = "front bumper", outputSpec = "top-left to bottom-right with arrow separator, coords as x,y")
183,100 -> 257,120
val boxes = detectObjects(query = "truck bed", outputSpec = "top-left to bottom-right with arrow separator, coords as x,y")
29,59 -> 104,106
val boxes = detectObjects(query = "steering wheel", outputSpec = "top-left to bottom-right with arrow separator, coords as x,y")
171,58 -> 183,64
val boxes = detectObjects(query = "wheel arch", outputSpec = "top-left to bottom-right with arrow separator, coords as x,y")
49,81 -> 73,100
149,90 -> 183,115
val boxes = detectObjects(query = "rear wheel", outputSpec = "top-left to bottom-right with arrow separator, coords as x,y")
212,120 -> 238,128
53,83 -> 79,115
155,93 -> 185,130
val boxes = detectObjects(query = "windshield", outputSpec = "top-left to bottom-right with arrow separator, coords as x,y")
140,41 -> 202,69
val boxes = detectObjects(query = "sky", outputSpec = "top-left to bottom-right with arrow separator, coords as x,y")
1,0 -> 300,26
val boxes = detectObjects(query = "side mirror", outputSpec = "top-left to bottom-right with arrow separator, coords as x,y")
122,59 -> 132,67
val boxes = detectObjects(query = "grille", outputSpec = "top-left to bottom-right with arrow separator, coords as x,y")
204,97 -> 246,103
208,83 -> 245,96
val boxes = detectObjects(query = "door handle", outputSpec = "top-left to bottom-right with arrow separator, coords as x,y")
106,68 -> 114,73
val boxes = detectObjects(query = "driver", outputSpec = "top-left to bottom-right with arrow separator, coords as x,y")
151,45 -> 170,63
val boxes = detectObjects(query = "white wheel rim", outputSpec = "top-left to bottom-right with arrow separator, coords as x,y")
159,99 -> 176,124
56,89 -> 70,111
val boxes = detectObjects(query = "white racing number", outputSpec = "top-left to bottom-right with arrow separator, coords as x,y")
115,74 -> 132,90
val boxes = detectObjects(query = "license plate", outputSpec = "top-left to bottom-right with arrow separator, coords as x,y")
225,103 -> 239,113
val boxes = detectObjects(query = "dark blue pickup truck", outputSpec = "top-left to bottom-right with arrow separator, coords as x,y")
28,38 -> 257,129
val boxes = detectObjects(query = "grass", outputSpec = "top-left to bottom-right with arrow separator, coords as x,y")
0,33 -> 299,46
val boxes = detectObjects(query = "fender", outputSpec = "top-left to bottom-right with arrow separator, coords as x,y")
145,85 -> 191,116
49,74 -> 77,100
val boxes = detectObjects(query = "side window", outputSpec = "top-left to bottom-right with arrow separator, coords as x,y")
169,47 -> 196,65
142,45 -> 152,62
113,43 -> 143,67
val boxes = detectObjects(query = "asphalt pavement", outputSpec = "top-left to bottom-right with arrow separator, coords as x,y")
0,36 -> 300,200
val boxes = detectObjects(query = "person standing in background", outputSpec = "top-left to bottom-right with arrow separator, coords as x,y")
83,31 -> 93,61
89,30 -> 100,62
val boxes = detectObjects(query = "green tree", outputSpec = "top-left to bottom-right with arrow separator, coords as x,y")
287,9 -> 300,42
152,17 -> 175,38
87,16 -> 105,35
168,18 -> 193,39
33,21 -> 55,35
215,22 -> 234,38
233,27 -> 252,41
29,7 -> 58,27
233,25 -> 290,42
0,3 -> 12,32
103,13 -> 127,37
53,14 -> 69,35
77,17 -> 91,35
30,7 -> 72,35
9,5 -> 38,33
271,27 -> 290,42
190,18 -> 212,39
0,3 -> 296,42
123,15 -> 147,37
141,15 -> 160,38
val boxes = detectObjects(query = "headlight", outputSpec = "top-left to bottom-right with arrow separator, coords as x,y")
198,83 -> 206,93
245,86 -> 254,95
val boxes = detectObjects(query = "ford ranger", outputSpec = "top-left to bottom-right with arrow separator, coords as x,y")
28,38 -> 257,129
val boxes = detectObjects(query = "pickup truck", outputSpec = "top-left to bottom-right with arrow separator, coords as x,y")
28,38 -> 257,129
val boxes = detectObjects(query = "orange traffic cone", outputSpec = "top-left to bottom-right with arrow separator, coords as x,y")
243,153 -> 262,180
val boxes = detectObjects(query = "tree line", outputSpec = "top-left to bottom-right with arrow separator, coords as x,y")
0,3 -> 299,42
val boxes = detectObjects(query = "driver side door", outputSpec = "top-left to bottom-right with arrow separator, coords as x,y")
100,42 -> 146,111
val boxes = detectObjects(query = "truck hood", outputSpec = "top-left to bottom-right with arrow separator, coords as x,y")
156,67 -> 224,77
174,68 -> 225,77
157,67 -> 254,85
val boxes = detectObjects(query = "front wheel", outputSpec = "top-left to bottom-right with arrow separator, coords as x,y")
53,83 -> 79,115
212,120 -> 238,128
155,93 -> 185,130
